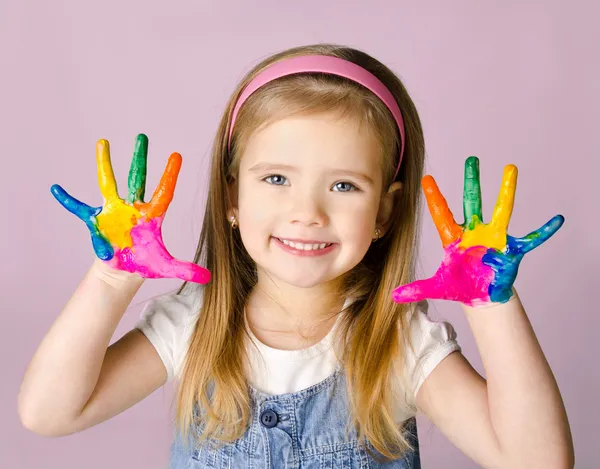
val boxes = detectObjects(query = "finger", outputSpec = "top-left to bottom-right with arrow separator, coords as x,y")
164,258 -> 212,284
512,214 -> 565,255
392,276 -> 446,303
50,184 -> 114,260
127,134 -> 148,204
145,152 -> 182,219
422,175 -> 463,248
490,164 -> 518,232
51,184 -> 102,222
96,139 -> 120,202
463,156 -> 483,228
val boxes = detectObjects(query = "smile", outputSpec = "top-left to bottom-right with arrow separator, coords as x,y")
277,238 -> 332,250
272,237 -> 336,257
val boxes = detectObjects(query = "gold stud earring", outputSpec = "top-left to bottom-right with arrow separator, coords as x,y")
372,227 -> 382,242
229,215 -> 238,229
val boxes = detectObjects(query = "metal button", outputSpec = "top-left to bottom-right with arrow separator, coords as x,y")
260,409 -> 278,428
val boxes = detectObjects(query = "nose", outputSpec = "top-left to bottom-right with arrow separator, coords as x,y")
288,193 -> 329,227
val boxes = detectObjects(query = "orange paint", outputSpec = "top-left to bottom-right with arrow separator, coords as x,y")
422,175 -> 463,248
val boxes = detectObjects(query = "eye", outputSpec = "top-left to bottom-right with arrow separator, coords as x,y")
263,174 -> 288,186
332,181 -> 359,192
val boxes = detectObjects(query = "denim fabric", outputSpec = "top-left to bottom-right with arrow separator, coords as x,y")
169,365 -> 421,468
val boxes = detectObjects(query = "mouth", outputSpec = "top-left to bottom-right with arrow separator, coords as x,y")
273,237 -> 334,251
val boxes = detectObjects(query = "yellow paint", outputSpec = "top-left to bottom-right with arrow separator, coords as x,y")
93,138 -> 143,249
491,164 -> 518,232
458,163 -> 517,253
97,139 -> 120,201
458,215 -> 507,251
96,199 -> 141,249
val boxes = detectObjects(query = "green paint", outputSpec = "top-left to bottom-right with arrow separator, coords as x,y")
127,134 -> 148,203
463,156 -> 483,230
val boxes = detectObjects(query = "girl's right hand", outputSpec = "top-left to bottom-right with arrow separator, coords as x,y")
50,134 -> 211,284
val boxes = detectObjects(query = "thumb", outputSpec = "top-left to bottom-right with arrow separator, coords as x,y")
136,243 -> 211,284
168,259 -> 211,284
392,276 -> 445,304
135,251 -> 211,284
129,222 -> 211,284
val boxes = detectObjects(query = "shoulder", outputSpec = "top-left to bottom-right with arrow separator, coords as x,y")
134,284 -> 204,381
136,284 -> 203,337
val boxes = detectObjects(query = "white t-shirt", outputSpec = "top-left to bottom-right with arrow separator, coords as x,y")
134,287 -> 461,408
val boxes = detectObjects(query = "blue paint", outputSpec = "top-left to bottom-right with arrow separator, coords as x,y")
482,214 -> 565,304
50,184 -> 114,260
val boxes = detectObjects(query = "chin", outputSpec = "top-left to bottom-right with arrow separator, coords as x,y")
271,269 -> 336,289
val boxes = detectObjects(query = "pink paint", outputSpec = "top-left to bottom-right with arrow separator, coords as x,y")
392,240 -> 495,307
105,216 -> 211,284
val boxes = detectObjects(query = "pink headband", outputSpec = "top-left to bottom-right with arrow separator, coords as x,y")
228,55 -> 406,181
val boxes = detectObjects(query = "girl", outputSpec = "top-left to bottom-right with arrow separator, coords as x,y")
19,44 -> 574,468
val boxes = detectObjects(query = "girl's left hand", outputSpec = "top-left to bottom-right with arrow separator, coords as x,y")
392,156 -> 565,308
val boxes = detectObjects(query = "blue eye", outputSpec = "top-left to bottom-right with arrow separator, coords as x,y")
333,181 -> 358,192
264,175 -> 288,185
263,175 -> 358,192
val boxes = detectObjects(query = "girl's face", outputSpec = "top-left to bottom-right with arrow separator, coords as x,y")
232,112 -> 399,289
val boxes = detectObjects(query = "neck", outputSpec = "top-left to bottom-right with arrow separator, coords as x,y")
246,269 -> 345,334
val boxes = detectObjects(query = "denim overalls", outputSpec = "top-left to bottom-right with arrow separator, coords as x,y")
169,364 -> 421,468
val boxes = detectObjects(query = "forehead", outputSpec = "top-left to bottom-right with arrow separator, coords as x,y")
239,113 -> 382,175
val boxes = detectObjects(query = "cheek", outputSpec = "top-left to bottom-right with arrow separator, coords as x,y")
237,184 -> 273,226
335,203 -> 377,242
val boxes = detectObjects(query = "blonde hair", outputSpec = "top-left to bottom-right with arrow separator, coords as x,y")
172,43 -> 427,462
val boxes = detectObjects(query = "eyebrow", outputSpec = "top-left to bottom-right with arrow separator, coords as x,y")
248,163 -> 375,185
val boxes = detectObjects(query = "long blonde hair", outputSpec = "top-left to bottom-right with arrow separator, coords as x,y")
173,43 -> 427,461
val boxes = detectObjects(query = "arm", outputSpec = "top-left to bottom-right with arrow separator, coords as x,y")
18,259 -> 167,437
393,157 -> 572,468
21,134 -> 209,436
416,287 -> 574,469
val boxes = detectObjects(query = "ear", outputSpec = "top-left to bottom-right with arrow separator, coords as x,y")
227,176 -> 239,220
375,181 -> 403,235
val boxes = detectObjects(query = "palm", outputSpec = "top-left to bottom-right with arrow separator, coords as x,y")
392,157 -> 564,307
50,134 -> 211,284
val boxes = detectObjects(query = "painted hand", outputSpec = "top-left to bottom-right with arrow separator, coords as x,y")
50,134 -> 211,284
392,156 -> 564,307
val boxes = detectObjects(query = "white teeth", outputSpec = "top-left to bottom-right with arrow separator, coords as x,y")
280,239 -> 330,250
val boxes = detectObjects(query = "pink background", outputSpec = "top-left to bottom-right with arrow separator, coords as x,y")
1,0 -> 597,467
